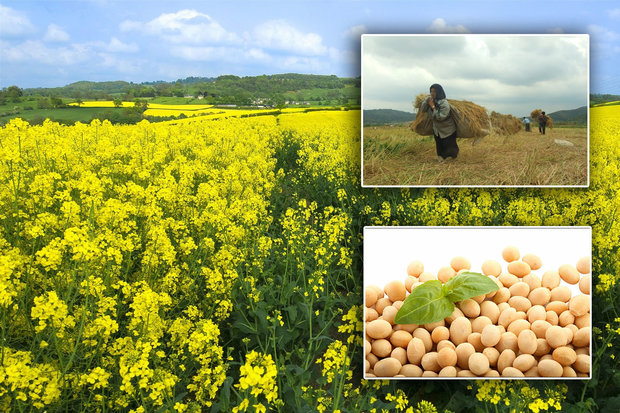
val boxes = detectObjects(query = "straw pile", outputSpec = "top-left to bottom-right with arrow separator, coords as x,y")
531,109 -> 553,128
490,111 -> 522,135
410,93 -> 491,138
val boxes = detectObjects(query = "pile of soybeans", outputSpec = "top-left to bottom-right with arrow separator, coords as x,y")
364,246 -> 591,378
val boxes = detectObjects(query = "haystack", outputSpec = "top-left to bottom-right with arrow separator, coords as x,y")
490,111 -> 522,135
410,93 -> 491,138
531,109 -> 553,128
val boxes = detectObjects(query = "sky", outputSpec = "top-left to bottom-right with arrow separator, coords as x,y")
1,0 -> 620,98
362,35 -> 588,116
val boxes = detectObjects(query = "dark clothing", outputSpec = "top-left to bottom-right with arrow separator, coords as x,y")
434,130 -> 459,159
538,114 -> 547,134
525,123 -> 531,132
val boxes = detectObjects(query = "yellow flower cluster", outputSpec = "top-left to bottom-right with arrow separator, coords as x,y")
30,290 -> 76,338
233,350 -> 279,412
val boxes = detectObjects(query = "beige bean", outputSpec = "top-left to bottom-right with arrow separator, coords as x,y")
579,275 -> 591,295
445,307 -> 465,324
508,261 -> 531,277
382,305 -> 398,325
574,354 -> 590,373
365,359 -> 370,373
552,346 -> 577,366
541,270 -> 561,289
436,267 -> 455,283
457,369 -> 476,377
499,273 -> 519,288
563,366 -> 577,377
394,323 -> 417,333
492,287 -> 511,304
482,260 -> 502,276
502,367 -> 525,377
400,364 -> 423,377
374,357 -> 402,377
375,297 -> 392,315
422,371 -> 438,377
538,359 -> 563,377
437,340 -> 456,352
527,305 -> 547,323
431,326 -> 450,343
456,342 -> 476,369
523,273 -> 542,291
438,366 -> 458,377
468,352 -> 490,376
497,349 -> 517,374
525,366 -> 540,377
573,327 -> 590,347
576,256 -> 590,274
407,260 -> 424,277
367,353 -> 378,368
574,313 -> 590,329
371,339 -> 392,358
459,299 -> 481,318
496,332 -> 519,353
483,347 -> 500,366
366,287 -> 379,307
522,253 -> 542,270
508,296 -> 531,312
569,295 -> 590,317
502,246 -> 520,262
497,302 -> 510,313
450,256 -> 471,272
507,319 -> 531,337
467,333 -> 485,353
406,337 -> 426,365
413,328 -> 433,352
534,338 -> 552,357
546,310 -> 559,326
421,352 -> 440,372
558,264 -> 580,284
563,326 -> 574,344
498,307 -> 517,328
509,282 -> 530,297
546,325 -> 568,348
517,329 -> 538,354
449,317 -> 472,346
390,347 -> 407,365
550,286 -> 572,303
529,287 -> 551,306
531,320 -> 552,339
481,324 -> 501,347
558,310 -> 575,327
405,276 -> 417,293
384,280 -> 407,302
480,301 -> 500,324
365,307 -> 378,322
547,301 -> 568,316
513,354 -> 536,372
472,316 -> 493,334
437,347 -> 458,368
367,319 -> 392,339
390,330 -> 413,348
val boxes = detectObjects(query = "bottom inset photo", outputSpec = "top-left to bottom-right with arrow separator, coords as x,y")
363,227 -> 592,379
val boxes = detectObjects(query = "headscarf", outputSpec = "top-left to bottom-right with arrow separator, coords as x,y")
430,83 -> 446,101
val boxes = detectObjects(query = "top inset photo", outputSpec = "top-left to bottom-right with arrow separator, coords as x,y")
361,34 -> 589,187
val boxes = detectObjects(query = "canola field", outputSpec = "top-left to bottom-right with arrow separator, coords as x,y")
0,108 -> 619,412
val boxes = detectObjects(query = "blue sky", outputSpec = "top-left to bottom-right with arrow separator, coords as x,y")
1,0 -> 619,96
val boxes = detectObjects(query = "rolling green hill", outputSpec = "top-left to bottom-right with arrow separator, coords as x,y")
363,109 -> 413,126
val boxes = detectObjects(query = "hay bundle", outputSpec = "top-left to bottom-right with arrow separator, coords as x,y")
410,93 -> 491,138
490,111 -> 522,135
530,109 -> 553,128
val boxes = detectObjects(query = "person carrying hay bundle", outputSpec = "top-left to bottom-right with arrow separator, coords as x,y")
538,111 -> 549,135
419,83 -> 458,162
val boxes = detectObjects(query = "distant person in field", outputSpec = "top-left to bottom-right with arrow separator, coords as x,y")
538,111 -> 548,135
420,83 -> 458,162
523,117 -> 531,132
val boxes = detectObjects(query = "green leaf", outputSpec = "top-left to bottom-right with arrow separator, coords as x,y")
394,280 -> 455,325
444,271 -> 499,302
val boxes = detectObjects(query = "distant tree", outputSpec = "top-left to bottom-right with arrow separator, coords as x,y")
133,99 -> 148,112
50,96 -> 64,108
75,99 -> 84,106
37,98 -> 51,109
113,98 -> 123,108
6,86 -> 23,102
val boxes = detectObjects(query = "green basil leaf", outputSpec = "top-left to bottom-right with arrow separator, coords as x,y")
444,271 -> 499,302
394,280 -> 455,325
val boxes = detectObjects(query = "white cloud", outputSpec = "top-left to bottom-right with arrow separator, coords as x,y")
106,37 -> 138,53
44,24 -> 70,42
171,45 -> 270,62
345,24 -> 366,39
0,5 -> 35,37
2,40 -> 89,65
547,27 -> 565,34
252,20 -> 327,55
608,8 -> 620,19
428,18 -> 469,34
120,9 -> 240,44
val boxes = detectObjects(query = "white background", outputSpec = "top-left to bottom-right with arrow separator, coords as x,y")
364,226 -> 591,296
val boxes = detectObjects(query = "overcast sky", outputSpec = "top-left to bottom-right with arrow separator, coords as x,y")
1,1 -> 619,98
362,35 -> 588,116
